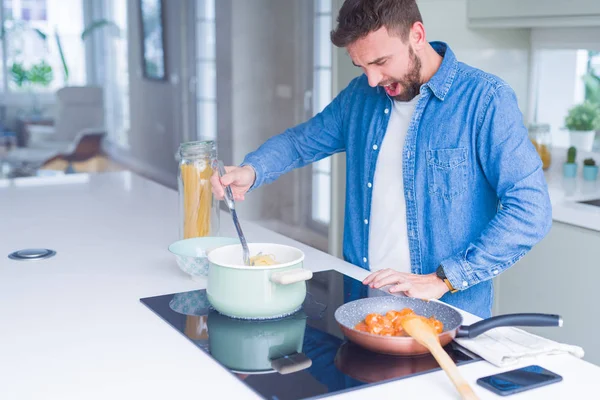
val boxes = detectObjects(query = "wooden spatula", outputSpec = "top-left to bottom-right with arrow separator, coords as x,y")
400,315 -> 480,400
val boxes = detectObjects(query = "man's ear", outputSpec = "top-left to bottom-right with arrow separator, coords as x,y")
410,21 -> 426,49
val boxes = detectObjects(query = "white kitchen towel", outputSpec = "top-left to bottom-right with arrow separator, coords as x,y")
454,327 -> 585,368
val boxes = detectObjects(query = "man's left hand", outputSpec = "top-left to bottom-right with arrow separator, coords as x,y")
362,269 -> 449,300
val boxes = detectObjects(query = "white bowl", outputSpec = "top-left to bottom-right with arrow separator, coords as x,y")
168,236 -> 240,280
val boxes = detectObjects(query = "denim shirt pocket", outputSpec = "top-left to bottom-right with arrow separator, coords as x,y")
426,147 -> 468,199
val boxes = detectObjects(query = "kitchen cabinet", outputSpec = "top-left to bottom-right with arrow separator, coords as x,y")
467,0 -> 600,28
494,221 -> 600,366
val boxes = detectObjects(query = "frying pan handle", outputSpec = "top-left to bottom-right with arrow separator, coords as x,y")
456,313 -> 562,339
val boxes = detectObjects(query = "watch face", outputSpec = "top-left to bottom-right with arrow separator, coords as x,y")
436,266 -> 446,279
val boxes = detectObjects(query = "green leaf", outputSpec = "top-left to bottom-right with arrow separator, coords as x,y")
583,71 -> 600,107
54,31 -> 69,84
81,19 -> 120,41
10,62 -> 28,87
33,28 -> 47,41
565,100 -> 600,131
27,60 -> 54,86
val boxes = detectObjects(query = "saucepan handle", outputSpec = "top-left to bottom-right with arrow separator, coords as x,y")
270,352 -> 313,375
456,313 -> 562,339
271,269 -> 313,285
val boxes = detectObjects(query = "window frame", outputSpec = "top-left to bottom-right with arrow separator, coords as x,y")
306,0 -> 333,235
195,0 -> 217,142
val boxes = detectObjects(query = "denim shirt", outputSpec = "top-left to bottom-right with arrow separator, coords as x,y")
242,42 -> 552,318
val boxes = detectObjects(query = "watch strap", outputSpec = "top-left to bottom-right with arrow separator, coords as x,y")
436,265 -> 458,294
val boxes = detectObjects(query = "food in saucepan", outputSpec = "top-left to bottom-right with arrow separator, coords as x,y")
354,308 -> 443,336
248,252 -> 278,266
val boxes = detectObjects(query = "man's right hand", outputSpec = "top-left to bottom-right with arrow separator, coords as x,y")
210,165 -> 256,201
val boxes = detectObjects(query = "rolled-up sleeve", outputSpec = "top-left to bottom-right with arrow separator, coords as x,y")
441,85 -> 552,290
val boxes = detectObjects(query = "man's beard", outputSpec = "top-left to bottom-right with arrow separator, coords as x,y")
393,46 -> 422,102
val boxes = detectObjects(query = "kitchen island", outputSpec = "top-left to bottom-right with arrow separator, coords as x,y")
1,171 -> 599,399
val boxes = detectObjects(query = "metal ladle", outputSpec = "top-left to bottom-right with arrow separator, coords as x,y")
216,160 -> 251,266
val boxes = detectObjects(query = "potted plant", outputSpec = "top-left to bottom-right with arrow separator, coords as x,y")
1,17 -> 120,86
564,101 -> 600,152
583,158 -> 599,181
10,60 -> 54,117
563,146 -> 578,178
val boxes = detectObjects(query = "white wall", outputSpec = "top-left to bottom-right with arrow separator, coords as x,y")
216,0 -> 312,223
418,0 -> 531,112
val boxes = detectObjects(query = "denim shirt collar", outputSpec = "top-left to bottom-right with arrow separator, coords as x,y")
423,41 -> 458,101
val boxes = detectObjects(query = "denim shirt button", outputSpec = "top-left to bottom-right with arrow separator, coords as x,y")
372,144 -> 378,150
462,281 -> 468,287
363,257 -> 367,263
384,108 -> 389,114
407,191 -> 412,200
367,182 -> 372,188
406,151 -> 411,159
493,269 -> 499,275
364,219 -> 369,225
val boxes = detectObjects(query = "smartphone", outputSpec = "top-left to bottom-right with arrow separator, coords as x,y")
476,365 -> 562,396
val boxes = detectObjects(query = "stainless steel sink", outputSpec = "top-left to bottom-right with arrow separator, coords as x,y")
578,199 -> 600,207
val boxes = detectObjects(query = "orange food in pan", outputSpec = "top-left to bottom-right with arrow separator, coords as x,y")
354,308 -> 443,336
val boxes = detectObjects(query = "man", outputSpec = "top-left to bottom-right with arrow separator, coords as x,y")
211,0 -> 552,318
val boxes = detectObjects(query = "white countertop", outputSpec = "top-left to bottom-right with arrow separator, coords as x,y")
1,171 -> 599,400
544,148 -> 600,232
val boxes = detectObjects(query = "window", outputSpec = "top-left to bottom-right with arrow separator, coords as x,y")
530,28 -> 600,152
533,49 -> 600,150
310,0 -> 333,226
196,0 -> 216,141
101,0 -> 129,148
1,0 -> 86,94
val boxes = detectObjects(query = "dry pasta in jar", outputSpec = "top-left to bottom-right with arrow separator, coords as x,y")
177,141 -> 220,239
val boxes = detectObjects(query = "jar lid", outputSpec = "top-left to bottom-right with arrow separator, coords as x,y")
178,140 -> 217,159
528,123 -> 551,133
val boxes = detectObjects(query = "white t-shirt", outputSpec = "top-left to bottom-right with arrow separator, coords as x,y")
368,95 -> 420,273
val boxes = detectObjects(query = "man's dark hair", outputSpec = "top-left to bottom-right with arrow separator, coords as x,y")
331,0 -> 423,47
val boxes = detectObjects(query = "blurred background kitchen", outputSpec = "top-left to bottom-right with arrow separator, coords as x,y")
1,0 -> 600,363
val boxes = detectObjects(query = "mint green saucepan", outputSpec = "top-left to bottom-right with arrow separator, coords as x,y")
206,243 -> 313,319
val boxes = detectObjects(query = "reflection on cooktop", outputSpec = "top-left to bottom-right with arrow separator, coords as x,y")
578,198 -> 600,208
140,270 -> 481,400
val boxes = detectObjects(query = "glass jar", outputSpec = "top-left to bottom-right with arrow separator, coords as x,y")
528,123 -> 552,170
177,140 -> 219,239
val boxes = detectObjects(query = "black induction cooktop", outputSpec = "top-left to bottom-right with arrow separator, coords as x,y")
140,270 -> 481,400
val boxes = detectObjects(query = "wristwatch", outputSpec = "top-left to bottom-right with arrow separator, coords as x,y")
436,265 -> 458,294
